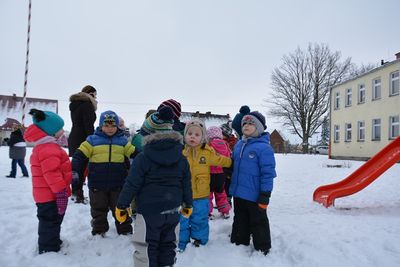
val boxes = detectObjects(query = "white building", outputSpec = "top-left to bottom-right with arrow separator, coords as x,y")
330,53 -> 400,160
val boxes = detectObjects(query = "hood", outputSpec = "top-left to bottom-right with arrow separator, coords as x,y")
69,92 -> 97,111
142,131 -> 184,166
24,124 -> 47,143
246,132 -> 271,145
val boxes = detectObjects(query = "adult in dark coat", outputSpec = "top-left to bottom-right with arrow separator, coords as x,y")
6,124 -> 29,178
68,85 -> 97,202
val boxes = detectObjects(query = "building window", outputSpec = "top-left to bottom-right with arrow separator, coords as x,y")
390,71 -> 399,96
372,118 -> 381,141
389,115 -> 399,139
358,84 -> 365,103
334,92 -> 340,110
357,121 -> 365,141
372,78 -> 381,100
345,88 -> 352,107
334,125 -> 340,142
345,123 -> 352,142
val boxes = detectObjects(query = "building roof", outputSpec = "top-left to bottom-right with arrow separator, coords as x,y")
180,111 -> 230,127
332,58 -> 400,90
0,94 -> 58,127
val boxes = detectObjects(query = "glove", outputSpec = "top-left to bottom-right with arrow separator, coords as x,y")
115,207 -> 132,224
71,171 -> 80,187
257,191 -> 271,211
181,205 -> 193,218
55,188 -> 68,215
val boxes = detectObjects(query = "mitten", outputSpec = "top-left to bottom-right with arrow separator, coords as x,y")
55,188 -> 68,215
115,207 -> 132,224
71,171 -> 80,187
257,191 -> 271,211
181,204 -> 193,218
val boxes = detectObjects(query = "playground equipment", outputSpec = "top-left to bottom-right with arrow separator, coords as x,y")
313,136 -> 400,207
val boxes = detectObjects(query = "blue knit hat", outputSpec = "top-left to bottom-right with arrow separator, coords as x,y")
99,110 -> 119,127
232,105 -> 250,138
28,109 -> 64,136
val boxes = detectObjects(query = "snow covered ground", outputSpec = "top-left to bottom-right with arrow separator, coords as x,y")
0,146 -> 399,267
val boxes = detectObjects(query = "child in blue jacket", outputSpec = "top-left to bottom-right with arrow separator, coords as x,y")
229,111 -> 276,255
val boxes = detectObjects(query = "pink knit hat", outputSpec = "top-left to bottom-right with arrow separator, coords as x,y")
207,126 -> 223,140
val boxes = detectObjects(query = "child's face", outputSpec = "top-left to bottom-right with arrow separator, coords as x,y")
242,123 -> 256,137
54,129 -> 64,139
185,126 -> 203,147
102,124 -> 118,136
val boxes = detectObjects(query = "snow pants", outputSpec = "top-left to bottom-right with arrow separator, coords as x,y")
89,188 -> 132,235
36,201 -> 64,254
230,197 -> 271,252
133,213 -> 180,267
178,198 -> 209,250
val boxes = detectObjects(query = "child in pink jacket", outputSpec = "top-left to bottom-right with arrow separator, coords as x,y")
24,109 -> 72,254
207,126 -> 231,219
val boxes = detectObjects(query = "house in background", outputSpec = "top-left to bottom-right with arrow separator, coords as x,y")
180,111 -> 230,128
0,94 -> 59,145
330,52 -> 400,160
270,129 -> 285,153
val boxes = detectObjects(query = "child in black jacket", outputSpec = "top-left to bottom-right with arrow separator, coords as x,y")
116,106 -> 193,267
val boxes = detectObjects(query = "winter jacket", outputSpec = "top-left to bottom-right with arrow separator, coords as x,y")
183,144 -> 231,199
118,131 -> 192,215
68,92 -> 97,156
209,138 -> 231,174
72,127 -> 135,191
8,129 -> 26,160
131,131 -> 144,153
229,133 -> 276,203
224,135 -> 238,151
24,125 -> 72,203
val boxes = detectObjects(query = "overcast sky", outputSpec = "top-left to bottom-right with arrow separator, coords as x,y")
1,0 -> 399,143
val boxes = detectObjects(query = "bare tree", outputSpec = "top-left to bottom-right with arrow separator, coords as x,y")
267,43 -> 351,153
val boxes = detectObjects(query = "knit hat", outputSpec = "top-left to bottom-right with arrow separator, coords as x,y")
232,105 -> 250,138
158,99 -> 181,120
184,118 -> 207,144
81,85 -> 97,95
28,108 -> 64,136
140,106 -> 174,136
207,126 -> 223,140
99,110 -> 119,127
220,121 -> 233,137
241,111 -> 266,137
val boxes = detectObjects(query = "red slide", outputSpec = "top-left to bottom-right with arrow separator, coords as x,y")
313,136 -> 400,207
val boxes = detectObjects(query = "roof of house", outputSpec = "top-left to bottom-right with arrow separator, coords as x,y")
180,111 -> 230,127
0,94 -> 58,127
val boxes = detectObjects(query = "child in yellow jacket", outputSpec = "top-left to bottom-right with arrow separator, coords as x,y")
178,118 -> 231,251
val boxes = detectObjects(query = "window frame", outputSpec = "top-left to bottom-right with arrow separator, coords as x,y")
345,123 -> 352,142
372,78 -> 381,100
358,84 -> 366,104
345,88 -> 352,107
372,118 -> 381,141
334,91 -> 340,110
390,71 -> 399,96
357,121 -> 365,141
389,115 -> 399,139
334,125 -> 340,142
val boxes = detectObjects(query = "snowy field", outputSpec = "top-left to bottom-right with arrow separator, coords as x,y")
0,146 -> 399,267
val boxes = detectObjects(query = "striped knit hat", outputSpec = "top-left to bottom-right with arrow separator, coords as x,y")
140,106 -> 174,136
158,99 -> 181,120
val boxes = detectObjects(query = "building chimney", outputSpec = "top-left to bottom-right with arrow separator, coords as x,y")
381,59 -> 385,65
396,52 -> 400,60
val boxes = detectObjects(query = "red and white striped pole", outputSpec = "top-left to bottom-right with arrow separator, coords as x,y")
22,0 -> 32,127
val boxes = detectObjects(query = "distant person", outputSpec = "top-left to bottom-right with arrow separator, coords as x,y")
178,118 -> 231,251
231,105 -> 250,139
206,126 -> 231,219
24,109 -> 72,254
71,110 -> 135,236
220,121 -> 237,206
6,123 -> 29,178
115,106 -> 193,267
230,111 -> 276,255
118,116 -> 130,139
157,99 -> 186,134
130,109 -> 156,154
68,85 -> 97,203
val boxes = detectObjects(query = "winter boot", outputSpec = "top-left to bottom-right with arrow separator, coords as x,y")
74,189 -> 85,204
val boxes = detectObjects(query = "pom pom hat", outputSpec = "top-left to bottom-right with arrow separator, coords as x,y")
241,111 -> 267,137
207,126 -> 223,140
140,106 -> 174,136
28,108 -> 64,136
157,99 -> 181,120
232,105 -> 250,137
